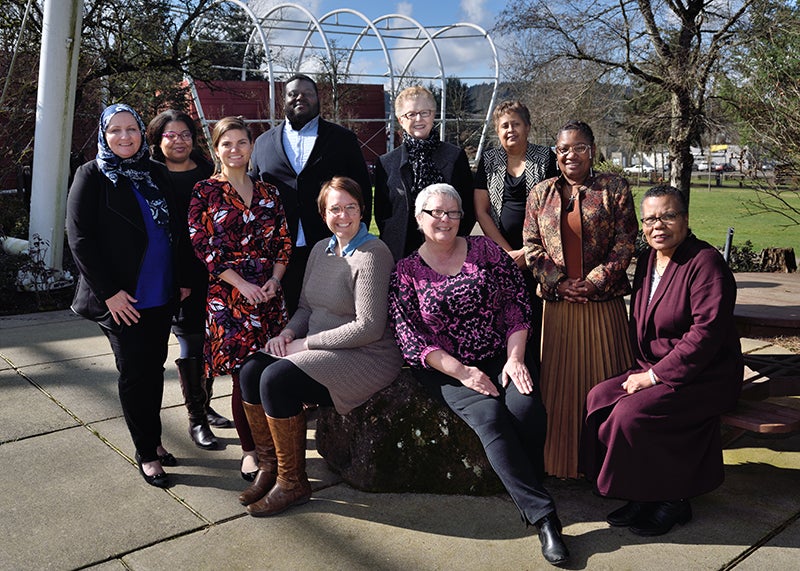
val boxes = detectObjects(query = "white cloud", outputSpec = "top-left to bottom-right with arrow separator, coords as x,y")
460,0 -> 488,25
395,2 -> 414,17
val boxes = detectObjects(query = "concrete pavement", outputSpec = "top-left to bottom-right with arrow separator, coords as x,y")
1,309 -> 798,570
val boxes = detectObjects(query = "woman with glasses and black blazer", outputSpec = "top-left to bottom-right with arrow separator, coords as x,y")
374,85 -> 475,261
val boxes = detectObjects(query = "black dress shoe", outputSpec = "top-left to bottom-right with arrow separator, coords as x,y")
158,451 -> 178,467
535,513 -> 570,566
135,452 -> 172,488
606,501 -> 655,527
630,500 -> 692,536
241,457 -> 258,481
207,406 -> 234,428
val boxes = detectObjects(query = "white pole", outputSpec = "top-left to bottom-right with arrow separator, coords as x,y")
28,0 -> 84,272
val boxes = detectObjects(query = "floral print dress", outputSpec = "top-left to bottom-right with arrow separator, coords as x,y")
189,177 -> 292,376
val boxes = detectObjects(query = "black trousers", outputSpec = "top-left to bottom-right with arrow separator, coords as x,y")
414,350 -> 555,525
102,304 -> 172,462
239,351 -> 333,418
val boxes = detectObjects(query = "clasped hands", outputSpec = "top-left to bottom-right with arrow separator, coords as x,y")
556,277 -> 597,303
237,278 -> 280,306
264,330 -> 307,357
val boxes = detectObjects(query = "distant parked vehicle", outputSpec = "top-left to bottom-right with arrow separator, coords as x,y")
623,164 -> 654,174
714,163 -> 736,172
695,161 -> 709,171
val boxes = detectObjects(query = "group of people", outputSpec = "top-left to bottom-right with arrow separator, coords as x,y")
66,77 -> 743,567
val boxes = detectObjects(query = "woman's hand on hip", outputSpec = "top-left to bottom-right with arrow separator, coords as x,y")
105,290 -> 140,326
502,357 -> 533,395
460,366 -> 499,397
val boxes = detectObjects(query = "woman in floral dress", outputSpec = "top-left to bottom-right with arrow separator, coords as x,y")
189,116 -> 292,480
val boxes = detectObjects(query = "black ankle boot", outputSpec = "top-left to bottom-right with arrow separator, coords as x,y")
630,499 -> 692,536
606,501 -> 655,527
205,377 -> 234,428
535,512 -> 569,566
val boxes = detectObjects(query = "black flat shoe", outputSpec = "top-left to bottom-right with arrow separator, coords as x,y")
535,513 -> 569,566
630,500 -> 692,536
241,456 -> 258,481
158,451 -> 178,467
207,407 -> 234,428
135,452 -> 172,488
606,501 -> 655,527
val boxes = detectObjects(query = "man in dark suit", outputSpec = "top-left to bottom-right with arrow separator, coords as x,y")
250,73 -> 372,313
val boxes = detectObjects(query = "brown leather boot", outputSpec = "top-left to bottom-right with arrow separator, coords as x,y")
238,402 -> 277,506
246,411 -> 311,517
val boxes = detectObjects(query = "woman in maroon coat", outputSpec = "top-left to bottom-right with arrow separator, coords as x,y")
579,185 -> 743,537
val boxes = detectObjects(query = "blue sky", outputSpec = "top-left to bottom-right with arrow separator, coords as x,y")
246,0 -> 507,85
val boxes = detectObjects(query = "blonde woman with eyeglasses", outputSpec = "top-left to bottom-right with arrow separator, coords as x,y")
374,85 -> 475,261
522,120 -> 638,479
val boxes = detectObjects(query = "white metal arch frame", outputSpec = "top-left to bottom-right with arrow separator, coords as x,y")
187,1 -> 499,163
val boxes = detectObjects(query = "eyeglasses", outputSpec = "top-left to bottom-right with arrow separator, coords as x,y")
555,143 -> 591,157
421,208 -> 464,220
400,110 -> 434,121
162,130 -> 193,141
641,212 -> 685,227
327,204 -> 361,216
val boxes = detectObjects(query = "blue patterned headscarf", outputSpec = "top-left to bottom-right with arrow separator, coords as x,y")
96,103 -> 170,228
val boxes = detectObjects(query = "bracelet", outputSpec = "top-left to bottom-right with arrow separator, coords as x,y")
268,276 -> 281,287
647,369 -> 657,386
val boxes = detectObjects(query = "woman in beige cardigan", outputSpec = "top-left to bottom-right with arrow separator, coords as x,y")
236,176 -> 403,517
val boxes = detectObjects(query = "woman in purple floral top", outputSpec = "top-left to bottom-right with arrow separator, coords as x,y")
389,183 -> 569,566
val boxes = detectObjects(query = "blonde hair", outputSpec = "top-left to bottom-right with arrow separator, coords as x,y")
394,86 -> 436,119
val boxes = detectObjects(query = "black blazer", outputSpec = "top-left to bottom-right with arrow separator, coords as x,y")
374,141 -> 475,261
66,161 -> 191,323
249,118 -> 372,248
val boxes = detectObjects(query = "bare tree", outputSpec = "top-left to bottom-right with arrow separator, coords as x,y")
496,0 -> 760,203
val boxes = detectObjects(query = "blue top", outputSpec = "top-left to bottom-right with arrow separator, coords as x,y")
131,183 -> 172,309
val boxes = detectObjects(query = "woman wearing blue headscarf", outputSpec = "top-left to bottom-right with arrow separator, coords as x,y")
67,104 -> 192,488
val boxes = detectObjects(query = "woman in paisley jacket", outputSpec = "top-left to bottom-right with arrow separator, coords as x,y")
475,100 -> 558,362
522,120 -> 637,479
189,116 -> 292,481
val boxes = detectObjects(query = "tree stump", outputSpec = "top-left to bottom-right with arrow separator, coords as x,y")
315,368 -> 504,495
759,248 -> 797,273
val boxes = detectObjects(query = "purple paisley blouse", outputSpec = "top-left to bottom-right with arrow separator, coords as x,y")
189,177 -> 292,376
389,236 -> 532,368
522,173 -> 637,301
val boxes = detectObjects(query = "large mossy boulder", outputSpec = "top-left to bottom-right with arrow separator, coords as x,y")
315,368 -> 503,495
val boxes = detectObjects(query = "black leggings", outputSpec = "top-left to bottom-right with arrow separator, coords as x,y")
239,352 -> 334,418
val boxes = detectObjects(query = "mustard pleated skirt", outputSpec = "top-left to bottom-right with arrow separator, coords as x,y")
539,297 -> 633,479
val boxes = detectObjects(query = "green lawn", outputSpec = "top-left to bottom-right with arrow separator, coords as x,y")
631,182 -> 800,253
